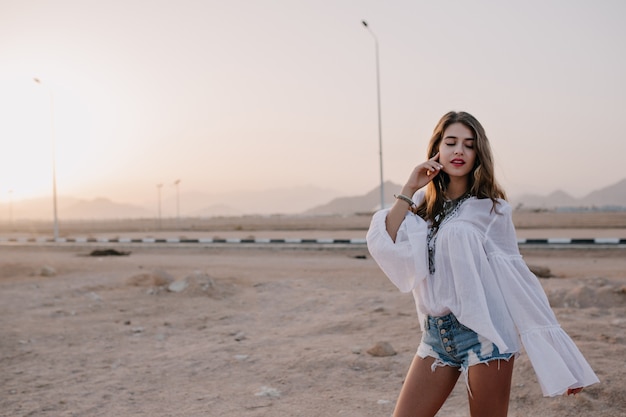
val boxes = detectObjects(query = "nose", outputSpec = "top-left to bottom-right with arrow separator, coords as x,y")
454,144 -> 463,155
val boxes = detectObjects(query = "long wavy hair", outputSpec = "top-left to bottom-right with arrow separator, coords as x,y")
415,111 -> 506,222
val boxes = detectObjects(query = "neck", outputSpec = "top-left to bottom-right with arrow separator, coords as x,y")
445,178 -> 469,200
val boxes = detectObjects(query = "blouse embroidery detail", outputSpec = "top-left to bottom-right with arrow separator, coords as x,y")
426,193 -> 472,274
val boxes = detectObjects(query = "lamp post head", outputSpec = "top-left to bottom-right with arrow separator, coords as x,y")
33,77 -> 41,84
361,20 -> 368,27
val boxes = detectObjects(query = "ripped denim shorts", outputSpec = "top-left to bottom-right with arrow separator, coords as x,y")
416,312 -> 515,373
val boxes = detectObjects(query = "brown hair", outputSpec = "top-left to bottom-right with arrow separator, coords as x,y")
415,111 -> 506,221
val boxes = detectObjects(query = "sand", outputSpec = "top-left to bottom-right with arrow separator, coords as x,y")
1,214 -> 625,416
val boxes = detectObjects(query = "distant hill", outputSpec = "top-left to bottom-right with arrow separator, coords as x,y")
163,185 -> 342,216
8,196 -> 79,220
305,177 -> 626,215
192,204 -> 242,217
62,198 -> 152,219
5,178 -> 624,220
511,190 -> 578,209
5,196 -> 151,220
3,185 -> 342,220
513,178 -> 626,210
304,181 -> 402,215
580,178 -> 626,207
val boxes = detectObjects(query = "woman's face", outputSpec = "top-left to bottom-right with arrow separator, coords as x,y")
437,122 -> 477,180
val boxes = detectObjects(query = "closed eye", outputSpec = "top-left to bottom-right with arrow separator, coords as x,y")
444,140 -> 474,148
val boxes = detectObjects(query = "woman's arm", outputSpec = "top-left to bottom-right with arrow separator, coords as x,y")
386,154 -> 443,241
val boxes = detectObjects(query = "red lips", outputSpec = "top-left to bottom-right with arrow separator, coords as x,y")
450,158 -> 465,166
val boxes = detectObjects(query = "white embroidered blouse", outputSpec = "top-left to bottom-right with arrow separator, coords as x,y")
366,191 -> 599,397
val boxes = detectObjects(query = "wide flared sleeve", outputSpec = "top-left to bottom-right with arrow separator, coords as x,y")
366,209 -> 429,293
485,202 -> 600,396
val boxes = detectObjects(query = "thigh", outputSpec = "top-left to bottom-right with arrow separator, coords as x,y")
467,357 -> 515,417
393,355 -> 460,417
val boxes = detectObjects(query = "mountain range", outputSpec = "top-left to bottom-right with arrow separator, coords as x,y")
512,178 -> 626,210
2,185 -> 341,220
3,178 -> 625,220
306,178 -> 626,215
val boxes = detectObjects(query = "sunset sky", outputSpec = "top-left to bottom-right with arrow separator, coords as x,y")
1,0 -> 625,212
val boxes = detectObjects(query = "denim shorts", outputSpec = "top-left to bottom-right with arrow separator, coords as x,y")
417,312 -> 514,373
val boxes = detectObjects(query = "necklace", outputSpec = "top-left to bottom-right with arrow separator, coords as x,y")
427,192 -> 472,274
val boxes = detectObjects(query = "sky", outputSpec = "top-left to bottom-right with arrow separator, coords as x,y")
1,0 -> 625,213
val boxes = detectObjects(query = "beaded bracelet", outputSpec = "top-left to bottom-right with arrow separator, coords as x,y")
394,194 -> 416,208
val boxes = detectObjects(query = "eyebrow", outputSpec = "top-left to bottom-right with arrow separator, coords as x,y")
443,135 -> 475,140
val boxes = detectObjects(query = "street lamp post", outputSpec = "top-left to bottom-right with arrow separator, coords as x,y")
8,189 -> 13,225
157,183 -> 163,229
173,179 -> 181,224
361,20 -> 385,210
33,78 -> 59,240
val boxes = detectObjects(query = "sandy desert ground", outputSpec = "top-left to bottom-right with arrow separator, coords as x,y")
1,212 -> 625,417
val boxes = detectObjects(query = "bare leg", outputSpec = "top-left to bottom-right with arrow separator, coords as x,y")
393,355 -> 461,417
467,357 -> 515,417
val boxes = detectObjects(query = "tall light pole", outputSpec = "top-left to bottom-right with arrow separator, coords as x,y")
173,179 -> 181,224
8,189 -> 13,225
361,20 -> 385,210
157,183 -> 163,229
33,78 -> 59,240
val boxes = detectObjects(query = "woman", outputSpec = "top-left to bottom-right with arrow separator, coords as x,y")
366,111 -> 599,417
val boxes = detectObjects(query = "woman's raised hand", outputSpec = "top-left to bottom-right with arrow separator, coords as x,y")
402,153 -> 443,196
385,153 -> 442,240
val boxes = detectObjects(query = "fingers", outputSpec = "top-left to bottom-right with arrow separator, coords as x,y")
425,159 -> 444,176
408,155 -> 443,190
